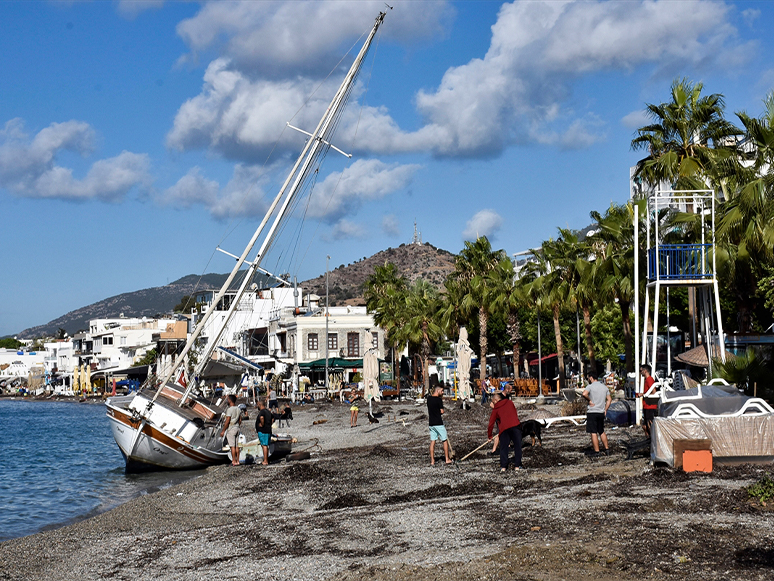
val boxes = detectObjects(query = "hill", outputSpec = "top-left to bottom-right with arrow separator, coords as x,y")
16,242 -> 458,338
16,272 -> 256,339
300,242 -> 457,306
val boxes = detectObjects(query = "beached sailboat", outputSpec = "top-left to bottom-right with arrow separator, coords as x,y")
106,11 -> 388,472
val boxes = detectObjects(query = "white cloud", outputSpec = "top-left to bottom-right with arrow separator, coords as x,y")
0,118 -> 150,201
307,159 -> 420,222
327,219 -> 367,241
621,109 -> 651,130
412,0 -> 750,157
381,214 -> 400,237
176,1 -> 451,76
117,1 -> 164,20
742,8 -> 761,27
161,163 -> 271,220
463,209 -> 503,241
168,0 -> 751,162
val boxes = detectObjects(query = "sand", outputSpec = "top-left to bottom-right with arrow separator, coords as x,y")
1,398 -> 772,581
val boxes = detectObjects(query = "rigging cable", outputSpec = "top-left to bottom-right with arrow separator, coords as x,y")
293,22 -> 384,280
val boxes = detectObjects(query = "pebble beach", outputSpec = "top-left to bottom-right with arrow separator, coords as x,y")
1,399 -> 772,581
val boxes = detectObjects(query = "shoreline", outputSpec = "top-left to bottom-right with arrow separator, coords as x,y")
1,400 -> 772,581
0,394 -> 107,404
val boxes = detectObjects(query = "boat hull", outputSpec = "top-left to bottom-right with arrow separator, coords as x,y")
106,400 -> 228,472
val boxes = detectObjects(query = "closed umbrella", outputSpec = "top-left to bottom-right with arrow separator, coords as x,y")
362,348 -> 380,415
84,365 -> 92,395
456,327 -> 474,407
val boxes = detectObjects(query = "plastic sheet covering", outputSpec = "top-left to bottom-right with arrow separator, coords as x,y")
651,415 -> 774,466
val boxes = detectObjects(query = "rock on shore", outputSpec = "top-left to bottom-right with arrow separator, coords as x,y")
1,400 -> 772,581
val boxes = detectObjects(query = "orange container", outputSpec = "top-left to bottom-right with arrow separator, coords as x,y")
682,449 -> 713,473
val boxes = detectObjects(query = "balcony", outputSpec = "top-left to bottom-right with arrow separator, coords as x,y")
647,244 -> 713,281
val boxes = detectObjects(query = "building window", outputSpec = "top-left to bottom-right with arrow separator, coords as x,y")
328,333 -> 338,350
307,333 -> 319,351
103,336 -> 113,346
347,332 -> 359,357
372,332 -> 379,349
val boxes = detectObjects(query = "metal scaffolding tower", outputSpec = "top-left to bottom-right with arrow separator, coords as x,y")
635,189 -> 726,423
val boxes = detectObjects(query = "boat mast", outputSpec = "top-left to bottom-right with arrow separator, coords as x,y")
154,11 -> 387,408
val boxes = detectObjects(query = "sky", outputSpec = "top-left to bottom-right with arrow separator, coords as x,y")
2,0 -> 774,337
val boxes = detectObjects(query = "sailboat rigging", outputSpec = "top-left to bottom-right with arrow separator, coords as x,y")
106,11 -> 388,471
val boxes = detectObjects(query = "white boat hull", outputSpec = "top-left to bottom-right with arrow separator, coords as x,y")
106,395 -> 228,472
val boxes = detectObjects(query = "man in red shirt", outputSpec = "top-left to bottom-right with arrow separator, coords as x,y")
639,364 -> 657,437
487,392 -> 523,472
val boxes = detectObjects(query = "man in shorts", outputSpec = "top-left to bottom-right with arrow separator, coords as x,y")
220,394 -> 242,466
255,400 -> 273,466
582,372 -> 611,456
639,364 -> 657,437
427,385 -> 452,465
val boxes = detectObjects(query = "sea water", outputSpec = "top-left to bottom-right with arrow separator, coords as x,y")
0,399 -> 204,542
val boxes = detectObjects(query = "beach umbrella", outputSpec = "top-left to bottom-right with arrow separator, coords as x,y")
84,365 -> 91,394
362,348 -> 381,414
74,365 -> 81,394
456,327 -> 474,406
111,377 -> 116,397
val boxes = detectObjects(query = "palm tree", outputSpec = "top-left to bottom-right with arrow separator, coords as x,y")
631,78 -> 741,192
364,262 -> 408,389
399,280 -> 443,395
487,256 -> 528,380
715,91 -> 774,332
590,201 -> 647,374
529,235 -> 577,391
574,257 -> 599,375
451,237 -> 507,385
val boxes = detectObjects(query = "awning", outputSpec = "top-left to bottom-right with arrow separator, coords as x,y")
200,360 -> 245,378
298,357 -> 363,370
216,346 -> 263,370
527,353 -> 557,364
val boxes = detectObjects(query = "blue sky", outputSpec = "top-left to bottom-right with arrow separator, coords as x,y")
2,0 -> 773,337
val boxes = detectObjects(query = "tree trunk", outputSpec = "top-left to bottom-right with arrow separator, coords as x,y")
582,304 -> 597,376
479,307 -> 488,385
393,339 -> 399,401
552,304 -> 566,391
422,321 -> 430,396
620,300 -> 634,373
508,309 -> 521,380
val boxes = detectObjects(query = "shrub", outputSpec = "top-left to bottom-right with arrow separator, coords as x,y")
747,474 -> 774,505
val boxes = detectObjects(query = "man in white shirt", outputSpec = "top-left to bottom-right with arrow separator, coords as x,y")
582,373 -> 612,457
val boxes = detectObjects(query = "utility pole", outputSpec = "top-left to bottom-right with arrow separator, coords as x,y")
325,255 -> 330,393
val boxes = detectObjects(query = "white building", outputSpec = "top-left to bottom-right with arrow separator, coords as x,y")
191,287 -> 299,368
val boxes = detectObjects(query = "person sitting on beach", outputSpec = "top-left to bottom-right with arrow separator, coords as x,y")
427,385 -> 452,465
487,391 -> 523,472
255,400 -> 273,466
220,394 -> 242,466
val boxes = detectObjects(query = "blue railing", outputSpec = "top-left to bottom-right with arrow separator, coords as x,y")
648,244 -> 712,281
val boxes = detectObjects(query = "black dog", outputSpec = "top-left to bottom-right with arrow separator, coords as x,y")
518,419 -> 543,447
